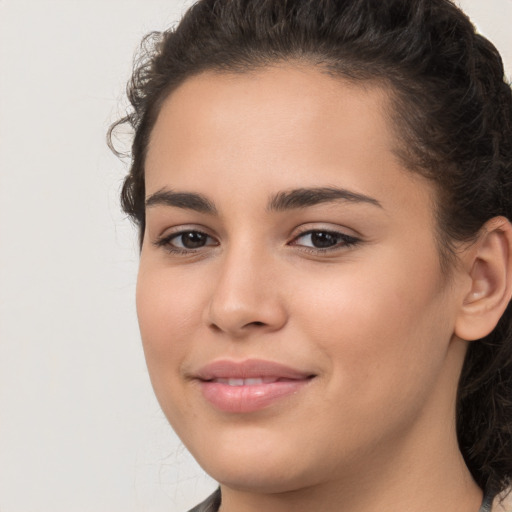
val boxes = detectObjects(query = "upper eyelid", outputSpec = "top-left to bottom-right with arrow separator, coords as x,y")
290,223 -> 361,239
151,224 -> 361,245
162,229 -> 216,241
153,230 -> 219,255
152,227 -> 216,247
288,226 -> 362,249
290,229 -> 359,242
155,224 -> 217,238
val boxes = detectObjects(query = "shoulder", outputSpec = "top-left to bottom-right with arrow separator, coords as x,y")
187,488 -> 221,512
492,489 -> 512,512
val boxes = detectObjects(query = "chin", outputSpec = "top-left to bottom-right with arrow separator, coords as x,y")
207,463 -> 314,495
186,427 -> 317,494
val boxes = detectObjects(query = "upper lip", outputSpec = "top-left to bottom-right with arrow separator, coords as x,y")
195,359 -> 314,381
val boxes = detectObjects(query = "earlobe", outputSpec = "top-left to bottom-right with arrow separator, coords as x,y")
455,216 -> 512,341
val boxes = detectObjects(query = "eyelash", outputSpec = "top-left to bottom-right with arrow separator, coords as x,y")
290,229 -> 361,253
154,230 -> 218,255
153,228 -> 361,255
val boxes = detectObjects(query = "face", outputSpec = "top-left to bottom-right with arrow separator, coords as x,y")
138,65 -> 468,493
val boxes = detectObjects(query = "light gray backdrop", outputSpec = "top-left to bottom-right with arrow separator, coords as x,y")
0,1 -> 511,510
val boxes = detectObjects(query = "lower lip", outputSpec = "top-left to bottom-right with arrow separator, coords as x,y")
200,379 -> 311,413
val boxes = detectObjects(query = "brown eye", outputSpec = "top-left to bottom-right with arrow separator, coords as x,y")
309,231 -> 341,248
292,230 -> 360,251
155,230 -> 219,253
176,231 -> 210,249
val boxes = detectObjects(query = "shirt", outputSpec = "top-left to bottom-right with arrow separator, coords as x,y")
187,488 -> 512,512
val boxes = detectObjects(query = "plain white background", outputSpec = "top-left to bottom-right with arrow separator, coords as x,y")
0,1 -> 511,511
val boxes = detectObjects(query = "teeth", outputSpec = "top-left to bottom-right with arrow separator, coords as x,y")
215,378 -> 277,386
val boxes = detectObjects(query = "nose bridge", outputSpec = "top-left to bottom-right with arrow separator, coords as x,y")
206,235 -> 286,336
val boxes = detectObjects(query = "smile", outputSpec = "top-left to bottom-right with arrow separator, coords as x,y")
213,377 -> 288,386
196,359 -> 315,413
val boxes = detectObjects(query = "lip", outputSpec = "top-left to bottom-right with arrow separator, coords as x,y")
195,359 -> 315,413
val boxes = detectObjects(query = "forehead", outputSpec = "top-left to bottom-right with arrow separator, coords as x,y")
147,64 -> 394,171
145,64 -> 430,213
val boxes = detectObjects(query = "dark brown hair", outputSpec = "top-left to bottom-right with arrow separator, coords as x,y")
109,0 -> 512,495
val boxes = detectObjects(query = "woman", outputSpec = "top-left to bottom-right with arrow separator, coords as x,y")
110,0 -> 512,510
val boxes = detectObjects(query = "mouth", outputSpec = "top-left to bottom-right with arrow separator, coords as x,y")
211,377 -> 299,386
195,359 -> 315,413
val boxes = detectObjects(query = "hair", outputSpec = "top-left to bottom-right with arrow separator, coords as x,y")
109,0 -> 512,496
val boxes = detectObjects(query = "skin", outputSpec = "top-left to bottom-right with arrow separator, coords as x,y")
138,65 -> 486,512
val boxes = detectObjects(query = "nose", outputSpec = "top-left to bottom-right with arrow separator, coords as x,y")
204,245 -> 288,337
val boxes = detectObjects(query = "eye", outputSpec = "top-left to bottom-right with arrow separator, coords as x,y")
155,230 -> 218,253
291,229 -> 360,251
172,231 -> 212,249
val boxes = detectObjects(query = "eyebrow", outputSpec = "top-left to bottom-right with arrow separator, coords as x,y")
145,188 -> 218,214
145,186 -> 382,214
267,187 -> 382,212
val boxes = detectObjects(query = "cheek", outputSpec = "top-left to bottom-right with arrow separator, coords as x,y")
135,262 -> 220,436
135,264 -> 207,390
290,247 -> 453,398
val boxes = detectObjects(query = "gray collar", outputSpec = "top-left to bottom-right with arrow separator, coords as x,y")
189,488 -> 494,512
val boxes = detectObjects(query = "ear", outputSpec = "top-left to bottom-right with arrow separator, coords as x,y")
454,216 -> 512,341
